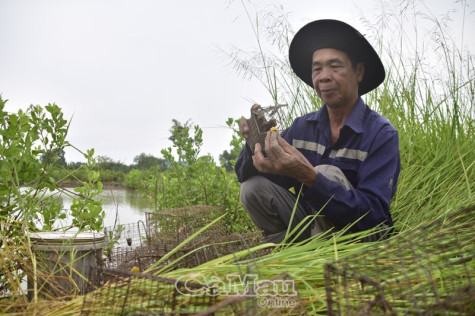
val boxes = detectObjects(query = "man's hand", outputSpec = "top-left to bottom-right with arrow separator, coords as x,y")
252,130 -> 318,187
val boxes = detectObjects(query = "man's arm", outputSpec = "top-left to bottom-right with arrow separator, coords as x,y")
302,129 -> 400,231
250,125 -> 400,231
235,144 -> 259,183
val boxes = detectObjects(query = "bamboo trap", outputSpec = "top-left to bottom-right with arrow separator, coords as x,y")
324,206 -> 475,315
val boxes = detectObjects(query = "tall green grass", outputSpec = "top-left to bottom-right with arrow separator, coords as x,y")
362,2 -> 475,228
157,1 -> 475,313
7,1 -> 474,315
226,0 -> 474,230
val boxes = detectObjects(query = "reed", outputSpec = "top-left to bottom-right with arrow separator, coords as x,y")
226,0 -> 474,229
160,1 -> 474,313
2,1 -> 474,314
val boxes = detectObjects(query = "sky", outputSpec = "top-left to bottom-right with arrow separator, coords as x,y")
1,0 -> 473,165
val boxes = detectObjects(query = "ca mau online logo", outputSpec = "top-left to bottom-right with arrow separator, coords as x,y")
175,273 -> 297,298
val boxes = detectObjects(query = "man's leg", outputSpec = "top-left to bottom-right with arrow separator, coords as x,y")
311,165 -> 391,241
311,165 -> 354,235
315,164 -> 353,190
240,176 -> 310,243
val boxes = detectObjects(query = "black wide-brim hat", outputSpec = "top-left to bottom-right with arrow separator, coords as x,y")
289,19 -> 385,96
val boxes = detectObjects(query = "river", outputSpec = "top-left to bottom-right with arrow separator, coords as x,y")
58,187 -> 153,229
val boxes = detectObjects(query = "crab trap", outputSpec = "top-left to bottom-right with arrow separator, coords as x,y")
102,205 -> 266,272
324,206 -> 474,315
196,273 -> 308,316
81,266 -> 219,315
80,204 -> 306,315
82,265 -> 306,315
245,104 -> 288,153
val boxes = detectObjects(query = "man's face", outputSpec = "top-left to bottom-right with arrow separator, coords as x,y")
311,48 -> 364,109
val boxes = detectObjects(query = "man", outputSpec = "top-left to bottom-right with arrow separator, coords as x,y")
235,19 -> 401,243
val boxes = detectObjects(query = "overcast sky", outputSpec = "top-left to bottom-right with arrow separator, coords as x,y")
1,0 -> 473,165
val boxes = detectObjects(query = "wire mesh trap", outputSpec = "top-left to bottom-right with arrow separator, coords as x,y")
81,266 -> 218,315
82,268 -> 305,315
145,205 -> 228,246
79,203 -> 285,315
103,205 -> 267,272
324,206 -> 475,315
196,273 -> 307,316
103,221 -> 155,271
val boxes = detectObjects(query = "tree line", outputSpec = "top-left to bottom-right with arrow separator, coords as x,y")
59,149 -> 236,173
50,119 -> 239,187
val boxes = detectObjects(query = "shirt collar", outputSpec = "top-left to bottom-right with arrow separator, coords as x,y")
307,97 -> 366,134
344,97 -> 366,133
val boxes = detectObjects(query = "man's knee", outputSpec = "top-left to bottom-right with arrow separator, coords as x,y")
315,164 -> 353,190
240,176 -> 267,206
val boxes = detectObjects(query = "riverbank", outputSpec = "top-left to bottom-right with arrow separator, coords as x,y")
58,181 -> 132,190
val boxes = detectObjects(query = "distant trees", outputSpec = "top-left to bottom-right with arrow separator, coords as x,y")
67,150 -> 236,173
132,153 -> 167,171
65,154 -> 166,172
98,156 -> 131,173
61,118 -> 238,175
219,150 -> 237,172
50,119 -> 242,193
40,148 -> 67,167
67,161 -> 84,169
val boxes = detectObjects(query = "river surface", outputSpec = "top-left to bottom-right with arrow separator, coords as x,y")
58,187 -> 153,229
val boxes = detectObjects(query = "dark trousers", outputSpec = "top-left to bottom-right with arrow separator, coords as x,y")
240,165 -> 353,243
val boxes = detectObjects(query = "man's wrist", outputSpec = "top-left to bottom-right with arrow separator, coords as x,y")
300,168 -> 318,187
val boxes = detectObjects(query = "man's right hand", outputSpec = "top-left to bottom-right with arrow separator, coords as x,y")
253,130 -> 318,187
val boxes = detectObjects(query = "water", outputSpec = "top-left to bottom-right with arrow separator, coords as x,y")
58,187 -> 153,229
16,187 -> 152,294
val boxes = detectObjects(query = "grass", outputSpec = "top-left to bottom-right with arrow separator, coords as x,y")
145,1 -> 475,313
1,0 -> 474,314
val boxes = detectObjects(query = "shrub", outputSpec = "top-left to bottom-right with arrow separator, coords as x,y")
0,96 -> 104,295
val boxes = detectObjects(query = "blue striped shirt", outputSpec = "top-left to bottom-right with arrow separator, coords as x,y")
235,97 -> 401,232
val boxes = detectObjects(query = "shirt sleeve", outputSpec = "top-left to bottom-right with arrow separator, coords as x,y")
301,129 -> 400,231
235,144 -> 258,183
